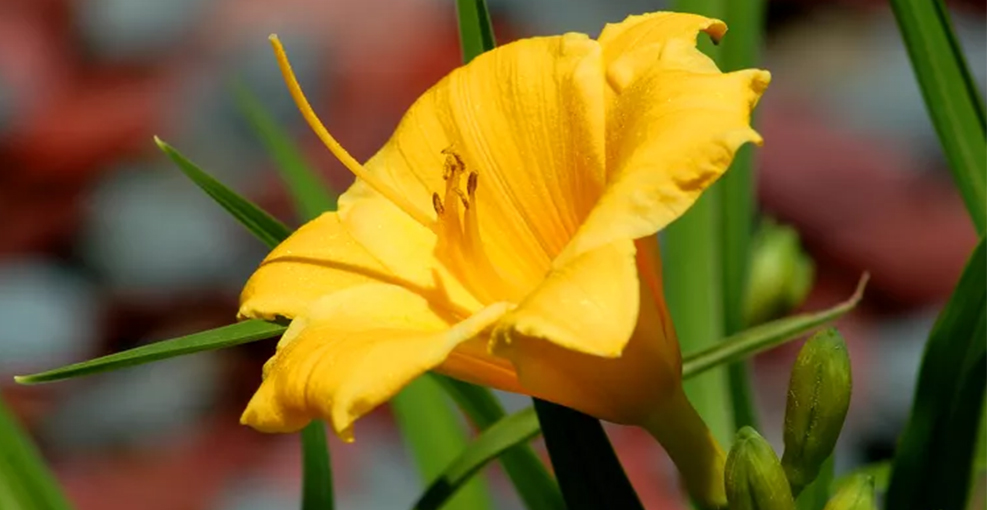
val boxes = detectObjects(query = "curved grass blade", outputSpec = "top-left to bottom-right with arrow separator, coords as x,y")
431,376 -> 564,510
233,83 -> 337,220
682,274 -> 868,378
413,407 -> 541,510
15,320 -> 286,384
454,0 -> 495,63
155,137 -> 291,249
886,237 -> 986,510
392,377 -> 492,510
533,399 -> 644,510
0,397 -> 72,510
889,0 -> 986,233
301,422 -> 334,510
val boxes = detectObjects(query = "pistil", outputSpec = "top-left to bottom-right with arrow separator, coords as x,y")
269,35 -> 435,229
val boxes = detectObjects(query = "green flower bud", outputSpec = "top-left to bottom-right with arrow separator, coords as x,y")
744,219 -> 815,327
781,328 -> 852,495
725,427 -> 795,510
822,475 -> 876,510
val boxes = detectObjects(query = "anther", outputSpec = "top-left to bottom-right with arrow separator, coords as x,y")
454,188 -> 470,210
442,148 -> 466,176
432,193 -> 445,215
467,172 -> 478,198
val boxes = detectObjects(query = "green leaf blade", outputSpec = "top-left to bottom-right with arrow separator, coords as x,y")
0,397 -> 72,510
889,0 -> 986,233
886,237 -> 987,510
392,377 -> 492,510
533,400 -> 644,510
233,84 -> 337,221
413,407 -> 542,510
155,137 -> 291,249
682,274 -> 867,379
454,0 -> 496,63
15,320 -> 286,385
429,376 -> 564,510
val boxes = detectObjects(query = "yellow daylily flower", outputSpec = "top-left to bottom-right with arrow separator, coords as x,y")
240,11 -> 769,506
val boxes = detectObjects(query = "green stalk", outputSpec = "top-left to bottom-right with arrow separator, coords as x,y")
301,422 -> 334,510
662,191 -> 732,447
665,0 -> 733,449
718,0 -> 768,431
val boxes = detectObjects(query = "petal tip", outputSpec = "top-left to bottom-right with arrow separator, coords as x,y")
702,19 -> 728,45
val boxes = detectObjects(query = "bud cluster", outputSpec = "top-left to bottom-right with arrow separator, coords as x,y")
722,328 -> 873,510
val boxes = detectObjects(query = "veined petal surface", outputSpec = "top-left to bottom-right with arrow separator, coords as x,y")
561,18 -> 769,261
241,283 -> 511,439
493,239 -> 639,358
343,33 -> 608,300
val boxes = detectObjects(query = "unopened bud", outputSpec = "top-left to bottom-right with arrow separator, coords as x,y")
725,427 -> 795,510
781,328 -> 852,495
744,219 -> 814,326
822,475 -> 876,510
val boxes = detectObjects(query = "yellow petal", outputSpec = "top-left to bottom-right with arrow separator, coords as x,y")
241,283 -> 511,440
598,12 -> 727,92
238,212 -> 391,321
562,32 -> 770,261
344,33 -> 608,300
492,239 -> 638,359
493,239 -> 678,426
240,205 -> 482,322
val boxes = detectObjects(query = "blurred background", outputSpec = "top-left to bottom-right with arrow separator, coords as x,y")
0,0 -> 983,508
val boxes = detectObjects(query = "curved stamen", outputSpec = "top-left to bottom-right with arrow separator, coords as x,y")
269,35 -> 435,229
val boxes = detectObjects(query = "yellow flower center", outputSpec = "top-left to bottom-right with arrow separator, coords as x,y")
272,33 -> 520,307
430,149 -> 514,304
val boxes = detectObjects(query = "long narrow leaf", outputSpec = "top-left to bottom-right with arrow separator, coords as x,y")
533,400 -> 644,510
413,407 -> 541,510
233,83 -> 337,220
15,320 -> 286,384
0,397 -> 72,510
301,422 -> 334,510
886,237 -> 986,510
392,377 -> 492,510
682,275 -> 867,378
889,0 -> 986,232
430,376 -> 564,510
454,0 -> 495,64
155,137 -> 291,248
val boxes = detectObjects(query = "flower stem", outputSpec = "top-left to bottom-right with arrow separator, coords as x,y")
644,388 -> 727,509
